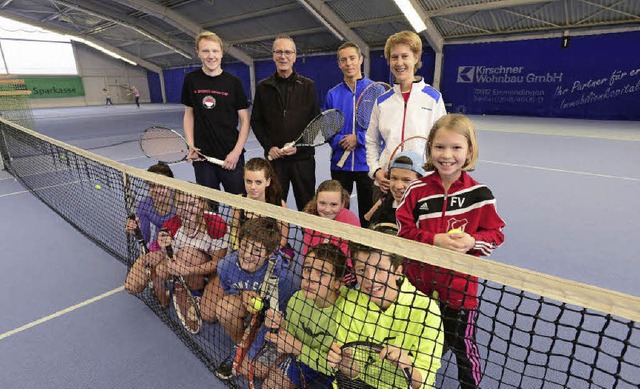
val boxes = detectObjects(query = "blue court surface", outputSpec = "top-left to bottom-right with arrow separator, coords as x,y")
1,104 -> 638,388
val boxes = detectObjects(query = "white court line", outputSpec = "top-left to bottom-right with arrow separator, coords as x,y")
0,179 -> 85,199
0,286 -> 124,341
481,159 -> 640,182
479,127 -> 640,142
0,189 -> 29,198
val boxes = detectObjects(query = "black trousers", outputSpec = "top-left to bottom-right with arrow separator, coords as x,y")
272,157 -> 315,211
193,155 -> 245,195
331,170 -> 373,227
441,306 -> 482,389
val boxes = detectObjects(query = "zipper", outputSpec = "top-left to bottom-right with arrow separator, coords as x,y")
441,192 -> 448,233
351,82 -> 356,170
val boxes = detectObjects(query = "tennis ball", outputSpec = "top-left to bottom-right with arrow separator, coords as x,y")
60,154 -> 67,159
447,228 -> 463,234
94,184 -> 102,190
251,297 -> 264,312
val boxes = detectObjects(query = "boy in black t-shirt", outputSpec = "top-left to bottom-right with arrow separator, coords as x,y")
181,31 -> 250,195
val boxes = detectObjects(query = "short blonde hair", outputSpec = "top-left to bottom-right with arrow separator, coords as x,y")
425,114 -> 479,172
196,31 -> 223,53
384,30 -> 423,72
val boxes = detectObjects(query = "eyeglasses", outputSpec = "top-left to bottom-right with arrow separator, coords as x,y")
273,50 -> 295,57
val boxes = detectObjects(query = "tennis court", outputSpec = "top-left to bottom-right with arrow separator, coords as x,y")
1,1 -> 639,387
1,104 -> 638,388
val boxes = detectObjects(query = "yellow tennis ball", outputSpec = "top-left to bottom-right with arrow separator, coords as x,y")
251,297 -> 264,312
447,228 -> 463,234
94,184 -> 102,190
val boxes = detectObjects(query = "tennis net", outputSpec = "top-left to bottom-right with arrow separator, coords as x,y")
1,117 -> 638,389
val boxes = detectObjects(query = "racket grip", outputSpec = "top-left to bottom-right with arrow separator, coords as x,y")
336,150 -> 351,168
280,142 -> 295,153
205,156 -> 225,166
268,142 -> 295,161
402,367 -> 413,387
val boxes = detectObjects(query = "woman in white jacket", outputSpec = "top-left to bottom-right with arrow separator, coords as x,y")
366,30 -> 447,195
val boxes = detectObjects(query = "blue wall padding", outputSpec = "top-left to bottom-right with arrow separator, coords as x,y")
149,31 -> 638,120
440,31 -> 640,120
147,71 -> 162,103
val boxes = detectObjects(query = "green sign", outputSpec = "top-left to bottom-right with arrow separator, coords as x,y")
22,77 -> 85,98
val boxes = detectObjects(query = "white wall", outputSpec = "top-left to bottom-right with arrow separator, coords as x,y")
29,43 -> 149,108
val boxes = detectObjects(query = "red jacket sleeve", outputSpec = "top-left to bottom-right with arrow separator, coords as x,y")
204,212 -> 228,240
468,202 -> 505,257
396,183 -> 436,245
162,216 -> 182,237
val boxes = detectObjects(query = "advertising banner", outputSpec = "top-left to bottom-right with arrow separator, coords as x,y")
22,77 -> 85,98
441,32 -> 640,120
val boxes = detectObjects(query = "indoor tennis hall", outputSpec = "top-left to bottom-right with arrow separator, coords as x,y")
1,1 -> 638,389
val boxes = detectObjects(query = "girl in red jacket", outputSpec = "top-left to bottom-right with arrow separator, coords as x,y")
397,114 -> 505,389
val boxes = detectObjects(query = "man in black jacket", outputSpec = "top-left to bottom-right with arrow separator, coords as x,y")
251,35 -> 320,210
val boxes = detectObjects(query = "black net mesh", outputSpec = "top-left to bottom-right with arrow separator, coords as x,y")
1,118 -> 639,389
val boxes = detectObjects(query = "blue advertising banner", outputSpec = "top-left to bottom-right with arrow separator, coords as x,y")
441,31 -> 640,120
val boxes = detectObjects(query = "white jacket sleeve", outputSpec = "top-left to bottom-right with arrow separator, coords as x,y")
434,94 -> 448,121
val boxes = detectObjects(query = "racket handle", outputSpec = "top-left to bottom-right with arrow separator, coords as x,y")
280,142 -> 295,153
160,228 -> 173,259
204,156 -> 225,166
402,367 -> 413,388
268,142 -> 295,160
336,150 -> 351,168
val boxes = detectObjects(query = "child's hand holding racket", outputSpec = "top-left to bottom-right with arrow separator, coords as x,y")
380,345 -> 413,377
265,326 -> 302,355
125,216 -> 139,235
328,342 -> 359,378
264,308 -> 283,330
166,259 -> 190,277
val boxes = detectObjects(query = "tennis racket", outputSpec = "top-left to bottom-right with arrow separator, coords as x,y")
165,241 -> 202,334
335,341 -> 412,389
387,135 -> 429,175
268,109 -> 344,160
336,82 -> 391,168
249,276 -> 283,389
128,214 -> 153,289
140,125 -> 225,166
232,257 -> 279,376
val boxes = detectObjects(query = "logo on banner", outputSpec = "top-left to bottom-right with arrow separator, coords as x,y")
457,66 -> 475,83
202,95 -> 216,109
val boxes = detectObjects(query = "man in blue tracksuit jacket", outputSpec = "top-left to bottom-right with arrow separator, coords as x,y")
323,42 -> 375,227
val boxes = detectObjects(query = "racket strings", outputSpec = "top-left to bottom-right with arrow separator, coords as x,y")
356,83 -> 390,128
301,110 -> 344,145
341,345 -> 407,389
140,127 -> 189,162
389,136 -> 429,167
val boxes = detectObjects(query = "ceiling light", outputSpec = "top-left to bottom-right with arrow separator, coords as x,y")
393,0 -> 427,33
67,36 -> 137,66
